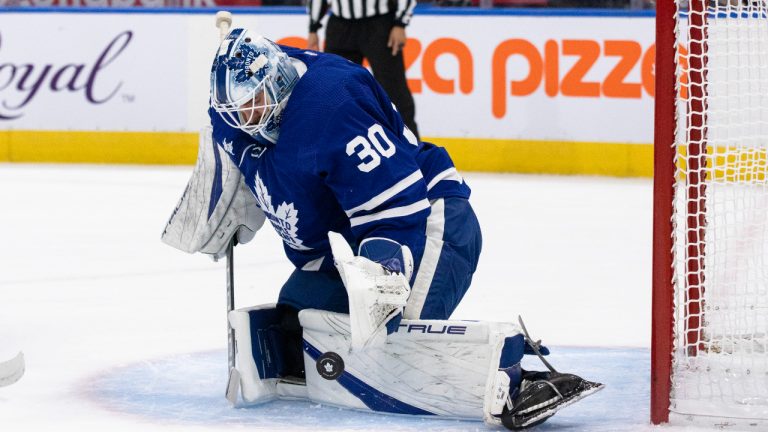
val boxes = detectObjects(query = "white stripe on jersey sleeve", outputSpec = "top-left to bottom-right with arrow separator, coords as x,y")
426,167 -> 463,191
396,0 -> 407,22
352,0 -> 363,19
309,0 -> 326,24
301,256 -> 325,271
401,0 -> 417,25
404,198 -> 444,319
345,170 -> 423,217
366,0 -> 377,17
339,0 -> 352,19
349,199 -> 430,227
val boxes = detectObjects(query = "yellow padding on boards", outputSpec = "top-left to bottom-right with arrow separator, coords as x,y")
676,145 -> 768,182
0,130 -> 198,165
0,130 -> 653,177
428,137 -> 653,178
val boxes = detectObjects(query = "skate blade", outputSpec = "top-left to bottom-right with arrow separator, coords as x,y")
515,381 -> 605,428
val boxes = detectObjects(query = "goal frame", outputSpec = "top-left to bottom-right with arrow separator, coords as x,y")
650,0 -> 677,424
651,0 -> 709,424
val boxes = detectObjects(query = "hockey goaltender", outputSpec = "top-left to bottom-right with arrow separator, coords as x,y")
162,28 -> 603,430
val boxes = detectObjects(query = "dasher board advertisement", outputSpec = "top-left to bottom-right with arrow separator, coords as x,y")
0,9 -> 656,175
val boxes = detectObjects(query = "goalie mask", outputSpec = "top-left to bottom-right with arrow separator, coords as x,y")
210,29 -> 299,145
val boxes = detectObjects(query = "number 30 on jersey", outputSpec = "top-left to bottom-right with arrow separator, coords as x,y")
346,124 -> 396,173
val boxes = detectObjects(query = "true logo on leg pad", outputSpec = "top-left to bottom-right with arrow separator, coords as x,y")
316,352 -> 344,380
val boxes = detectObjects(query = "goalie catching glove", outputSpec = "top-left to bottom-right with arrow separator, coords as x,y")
161,126 -> 266,259
328,232 -> 413,350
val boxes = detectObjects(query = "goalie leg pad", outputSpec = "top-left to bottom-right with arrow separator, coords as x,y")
298,308 -> 525,420
228,304 -> 305,404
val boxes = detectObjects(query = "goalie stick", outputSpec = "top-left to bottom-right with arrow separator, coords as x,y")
210,9 -> 241,406
224,238 -> 240,405
518,316 -> 557,374
0,352 -> 25,387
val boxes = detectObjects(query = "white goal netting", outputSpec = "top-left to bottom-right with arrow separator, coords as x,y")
670,0 -> 768,425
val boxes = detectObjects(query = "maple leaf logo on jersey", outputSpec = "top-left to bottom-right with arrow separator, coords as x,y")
253,173 -> 311,251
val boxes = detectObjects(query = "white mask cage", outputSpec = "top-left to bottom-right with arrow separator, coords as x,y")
211,76 -> 279,138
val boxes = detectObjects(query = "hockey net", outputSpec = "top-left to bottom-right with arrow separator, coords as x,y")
652,0 -> 768,427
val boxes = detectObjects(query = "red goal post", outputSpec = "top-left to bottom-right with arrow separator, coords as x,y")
652,0 -> 768,427
651,0 -> 676,426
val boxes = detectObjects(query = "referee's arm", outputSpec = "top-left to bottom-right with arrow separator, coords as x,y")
393,0 -> 417,27
307,0 -> 330,50
389,0 -> 416,55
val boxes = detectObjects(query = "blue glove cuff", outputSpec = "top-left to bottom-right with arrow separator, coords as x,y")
358,237 -> 413,279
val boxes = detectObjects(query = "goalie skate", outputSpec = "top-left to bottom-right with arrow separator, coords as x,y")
501,371 -> 604,430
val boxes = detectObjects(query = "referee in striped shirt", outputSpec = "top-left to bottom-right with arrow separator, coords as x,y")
307,0 -> 420,139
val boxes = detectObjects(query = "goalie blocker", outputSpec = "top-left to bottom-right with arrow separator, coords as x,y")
228,305 -> 604,429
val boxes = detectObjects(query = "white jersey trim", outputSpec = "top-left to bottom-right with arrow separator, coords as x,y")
426,167 -> 463,191
348,199 -> 430,227
404,199 -> 445,319
239,144 -> 255,167
301,256 -> 325,271
345,170 -> 423,217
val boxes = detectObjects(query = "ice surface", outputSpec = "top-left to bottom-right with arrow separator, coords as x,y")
0,163 -> 685,431
84,347 -> 646,431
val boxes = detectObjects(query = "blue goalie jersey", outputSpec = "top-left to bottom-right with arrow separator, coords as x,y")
209,46 -> 471,276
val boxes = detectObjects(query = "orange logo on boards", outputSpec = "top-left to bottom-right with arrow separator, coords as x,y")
491,39 -> 657,118
278,36 -> 473,96
276,37 -> 690,119
402,38 -> 473,95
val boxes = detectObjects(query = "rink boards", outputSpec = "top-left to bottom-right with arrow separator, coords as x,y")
0,8 -> 655,176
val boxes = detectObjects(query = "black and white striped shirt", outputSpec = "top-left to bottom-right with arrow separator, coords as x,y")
308,0 -> 417,32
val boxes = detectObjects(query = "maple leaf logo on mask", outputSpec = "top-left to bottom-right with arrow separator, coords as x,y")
224,44 -> 270,84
